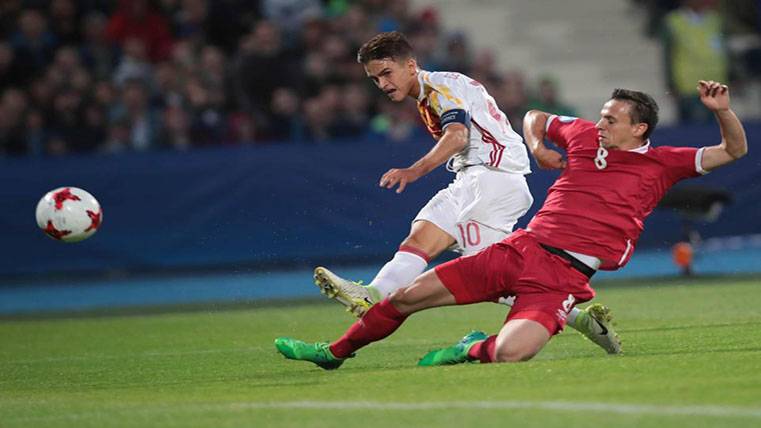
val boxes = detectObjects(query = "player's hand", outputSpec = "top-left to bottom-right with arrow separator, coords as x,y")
379,167 -> 422,193
697,80 -> 730,112
533,148 -> 567,170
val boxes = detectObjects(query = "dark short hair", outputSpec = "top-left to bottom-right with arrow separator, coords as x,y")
610,89 -> 659,139
357,31 -> 414,64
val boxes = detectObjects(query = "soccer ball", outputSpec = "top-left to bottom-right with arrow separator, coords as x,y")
35,187 -> 103,243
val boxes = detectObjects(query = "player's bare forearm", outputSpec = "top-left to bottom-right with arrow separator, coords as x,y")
380,123 -> 468,193
524,110 -> 566,170
698,81 -> 748,171
715,109 -> 747,159
523,110 -> 549,154
410,123 -> 468,176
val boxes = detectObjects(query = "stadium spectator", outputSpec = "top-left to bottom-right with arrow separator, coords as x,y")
302,96 -> 332,142
10,9 -> 58,84
0,41 -> 24,89
79,11 -> 116,80
110,77 -> 160,151
261,0 -> 323,48
23,108 -> 46,156
723,0 -> 761,85
662,0 -> 729,123
100,117 -> 130,153
48,86 -> 94,154
263,87 -> 304,142
495,70 -> 530,133
0,88 -> 28,156
49,0 -> 82,45
171,0 -> 209,43
227,111 -> 257,144
436,32 -> 471,74
369,99 -> 424,142
528,77 -> 579,117
159,104 -> 191,150
469,48 -> 501,90
234,20 -> 296,116
338,82 -> 372,138
106,0 -> 173,62
185,73 -> 227,145
112,36 -> 153,87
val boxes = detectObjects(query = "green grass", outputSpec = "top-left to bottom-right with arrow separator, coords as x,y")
1,277 -> 761,427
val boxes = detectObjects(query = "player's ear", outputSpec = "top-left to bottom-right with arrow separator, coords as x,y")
406,57 -> 417,74
632,122 -> 648,139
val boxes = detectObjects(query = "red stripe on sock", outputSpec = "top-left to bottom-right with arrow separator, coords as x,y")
329,299 -> 408,359
398,245 -> 431,263
467,335 -> 497,363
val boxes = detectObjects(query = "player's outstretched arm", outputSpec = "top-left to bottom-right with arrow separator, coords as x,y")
698,80 -> 748,172
523,110 -> 567,170
379,123 -> 468,193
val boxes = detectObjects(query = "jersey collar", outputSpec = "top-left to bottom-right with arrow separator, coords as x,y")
416,70 -> 427,101
628,140 -> 650,153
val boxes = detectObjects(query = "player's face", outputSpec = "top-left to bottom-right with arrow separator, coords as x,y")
364,57 -> 418,102
595,99 -> 647,150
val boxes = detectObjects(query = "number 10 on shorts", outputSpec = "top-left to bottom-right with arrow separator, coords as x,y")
457,221 -> 482,247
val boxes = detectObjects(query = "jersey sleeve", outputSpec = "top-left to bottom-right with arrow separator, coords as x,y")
425,74 -> 470,130
546,115 -> 597,150
658,146 -> 706,181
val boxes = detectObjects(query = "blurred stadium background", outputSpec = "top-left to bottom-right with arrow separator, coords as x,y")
2,1 -> 761,427
1,0 -> 760,314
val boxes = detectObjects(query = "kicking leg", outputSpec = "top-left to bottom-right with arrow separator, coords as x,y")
314,220 -> 454,316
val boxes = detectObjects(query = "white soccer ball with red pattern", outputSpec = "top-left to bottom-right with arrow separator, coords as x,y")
35,187 -> 103,243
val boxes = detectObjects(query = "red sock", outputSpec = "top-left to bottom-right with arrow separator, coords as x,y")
329,299 -> 408,359
467,335 -> 497,363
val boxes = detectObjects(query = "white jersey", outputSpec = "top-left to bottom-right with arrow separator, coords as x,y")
415,70 -> 531,174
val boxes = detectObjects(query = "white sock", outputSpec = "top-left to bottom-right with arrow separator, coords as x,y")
367,250 -> 428,300
566,307 -> 581,328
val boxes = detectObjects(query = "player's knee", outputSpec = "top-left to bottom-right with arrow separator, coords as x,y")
400,235 -> 427,254
388,287 -> 415,313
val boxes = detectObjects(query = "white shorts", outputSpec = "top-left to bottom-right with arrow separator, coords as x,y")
414,166 -> 533,256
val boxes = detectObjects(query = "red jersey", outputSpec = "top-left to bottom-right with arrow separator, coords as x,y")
527,116 -> 706,270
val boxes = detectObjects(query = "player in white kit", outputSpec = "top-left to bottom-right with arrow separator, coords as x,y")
315,31 -> 620,354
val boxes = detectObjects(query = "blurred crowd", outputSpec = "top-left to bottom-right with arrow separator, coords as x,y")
633,0 -> 761,122
0,0 -> 576,158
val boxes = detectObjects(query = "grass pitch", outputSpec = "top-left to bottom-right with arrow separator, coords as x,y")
1,276 -> 760,427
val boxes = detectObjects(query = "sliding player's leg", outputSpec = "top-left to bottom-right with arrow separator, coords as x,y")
276,267 -> 457,370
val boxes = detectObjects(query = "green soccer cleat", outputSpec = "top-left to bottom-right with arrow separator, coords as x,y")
417,331 -> 488,366
314,266 -> 374,317
573,303 -> 622,354
274,337 -> 349,370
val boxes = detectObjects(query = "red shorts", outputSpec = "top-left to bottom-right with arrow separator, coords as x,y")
434,229 -> 595,335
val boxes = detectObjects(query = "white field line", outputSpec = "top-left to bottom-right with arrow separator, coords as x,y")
5,400 -> 761,423
231,400 -> 761,418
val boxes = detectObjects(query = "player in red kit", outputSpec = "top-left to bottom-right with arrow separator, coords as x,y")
275,80 -> 747,369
